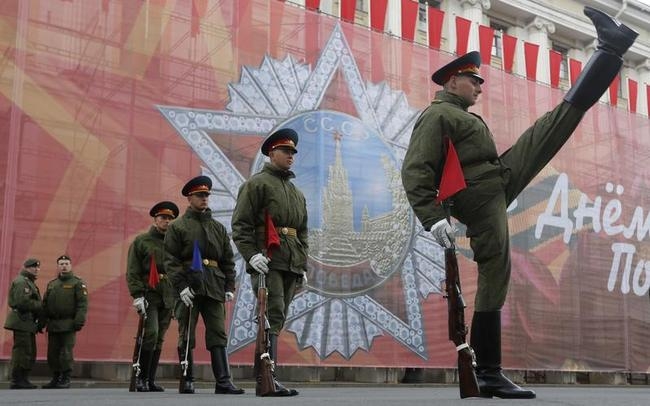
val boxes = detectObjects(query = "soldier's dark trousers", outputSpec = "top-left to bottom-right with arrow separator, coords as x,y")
251,270 -> 298,334
46,331 -> 76,386
9,331 -> 36,389
141,302 -> 172,392
470,311 -> 535,399
210,346 -> 244,394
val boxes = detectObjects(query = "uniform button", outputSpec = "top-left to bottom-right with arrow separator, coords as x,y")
281,227 -> 288,235
202,259 -> 209,266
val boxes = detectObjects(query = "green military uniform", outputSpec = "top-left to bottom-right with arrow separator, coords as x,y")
165,207 -> 236,348
127,225 -> 175,391
402,90 -> 583,312
41,270 -> 88,387
165,176 -> 243,395
4,263 -> 42,389
232,128 -> 305,397
231,162 -> 309,334
127,226 -> 175,348
403,12 -> 637,397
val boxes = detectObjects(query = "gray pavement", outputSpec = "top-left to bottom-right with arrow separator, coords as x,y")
1,385 -> 649,405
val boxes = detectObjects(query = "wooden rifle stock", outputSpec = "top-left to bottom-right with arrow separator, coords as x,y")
445,247 -> 481,399
129,313 -> 146,392
254,274 -> 276,396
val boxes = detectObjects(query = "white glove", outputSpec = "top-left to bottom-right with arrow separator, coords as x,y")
249,253 -> 270,274
180,287 -> 195,307
297,272 -> 308,289
431,219 -> 455,248
225,291 -> 234,302
132,297 -> 147,314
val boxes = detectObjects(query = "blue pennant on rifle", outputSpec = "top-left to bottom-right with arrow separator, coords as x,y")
191,240 -> 204,273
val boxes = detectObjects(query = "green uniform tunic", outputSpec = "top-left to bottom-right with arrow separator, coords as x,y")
126,226 -> 174,350
4,270 -> 41,373
164,206 -> 236,350
41,272 -> 88,374
231,163 -> 309,334
402,90 -> 584,311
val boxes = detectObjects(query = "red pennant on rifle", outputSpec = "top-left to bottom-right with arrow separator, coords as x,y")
148,255 -> 160,289
265,209 -> 280,258
436,137 -> 467,203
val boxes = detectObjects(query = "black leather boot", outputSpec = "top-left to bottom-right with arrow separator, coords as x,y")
55,371 -> 71,389
470,311 -> 535,399
147,349 -> 165,392
136,349 -> 152,392
210,346 -> 245,394
10,369 -> 36,389
563,7 -> 638,111
177,347 -> 195,394
584,6 -> 637,56
42,372 -> 61,389
268,335 -> 298,396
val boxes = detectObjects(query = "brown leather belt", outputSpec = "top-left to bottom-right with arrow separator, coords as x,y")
257,226 -> 297,237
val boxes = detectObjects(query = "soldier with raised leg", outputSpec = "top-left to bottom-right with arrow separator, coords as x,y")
401,7 -> 637,399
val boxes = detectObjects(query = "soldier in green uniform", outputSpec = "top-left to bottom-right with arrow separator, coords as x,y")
401,7 -> 637,400
4,258 -> 42,389
40,255 -> 88,389
232,128 -> 308,397
164,175 -> 244,395
126,201 -> 179,392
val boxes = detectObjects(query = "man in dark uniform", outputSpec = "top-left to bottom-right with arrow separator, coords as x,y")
232,128 -> 308,397
164,175 -> 244,395
126,201 -> 179,392
4,258 -> 42,389
401,7 -> 637,399
41,255 -> 88,389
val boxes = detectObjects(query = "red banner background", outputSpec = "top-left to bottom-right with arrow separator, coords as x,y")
1,0 -> 649,372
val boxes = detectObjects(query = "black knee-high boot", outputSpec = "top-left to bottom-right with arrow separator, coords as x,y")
147,349 -> 164,392
563,7 -> 638,111
177,347 -> 194,394
268,334 -> 298,396
210,346 -> 244,394
470,311 -> 535,399
55,370 -> 71,389
10,369 -> 36,390
136,349 -> 152,392
42,372 -> 60,389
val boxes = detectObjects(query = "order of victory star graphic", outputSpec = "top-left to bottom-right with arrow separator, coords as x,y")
158,23 -> 448,360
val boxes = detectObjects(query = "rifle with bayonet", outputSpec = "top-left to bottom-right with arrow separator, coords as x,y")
129,313 -> 146,392
433,136 -> 480,398
179,307 -> 193,393
443,204 -> 480,399
254,274 -> 276,396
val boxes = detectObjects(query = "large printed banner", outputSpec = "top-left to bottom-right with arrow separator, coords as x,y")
1,0 -> 650,372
